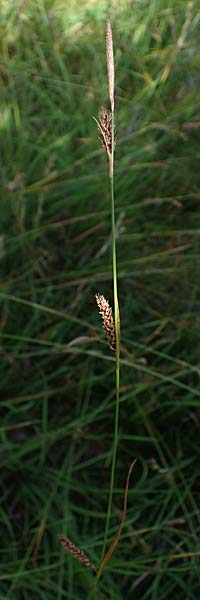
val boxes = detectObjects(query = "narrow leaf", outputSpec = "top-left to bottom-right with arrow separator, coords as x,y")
97,460 -> 136,579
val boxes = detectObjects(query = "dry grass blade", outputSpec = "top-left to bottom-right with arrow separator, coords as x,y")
97,460 -> 136,579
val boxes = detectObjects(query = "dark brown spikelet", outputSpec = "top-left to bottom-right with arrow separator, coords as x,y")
58,535 -> 95,570
97,107 -> 112,157
94,106 -> 116,177
96,293 -> 116,352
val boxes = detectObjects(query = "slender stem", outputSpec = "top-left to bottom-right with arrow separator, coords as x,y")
100,109 -> 120,565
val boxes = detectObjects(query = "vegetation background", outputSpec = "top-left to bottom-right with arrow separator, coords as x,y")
1,0 -> 200,598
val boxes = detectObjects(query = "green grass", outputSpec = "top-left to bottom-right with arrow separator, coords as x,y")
1,0 -> 200,598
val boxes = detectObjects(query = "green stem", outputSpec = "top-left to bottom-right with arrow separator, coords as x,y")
99,109 -> 120,566
87,113 -> 120,600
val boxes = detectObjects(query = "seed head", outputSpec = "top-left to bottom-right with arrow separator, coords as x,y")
106,19 -> 115,113
97,107 -> 112,155
96,293 -> 116,352
94,107 -> 115,176
58,535 -> 95,570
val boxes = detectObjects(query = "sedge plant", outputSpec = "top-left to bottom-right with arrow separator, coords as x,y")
59,19 -> 134,592
95,18 -> 121,565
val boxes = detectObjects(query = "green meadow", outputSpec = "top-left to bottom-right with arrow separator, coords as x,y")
1,1 -> 200,598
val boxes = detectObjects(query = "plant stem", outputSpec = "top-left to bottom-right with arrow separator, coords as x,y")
100,109 -> 120,566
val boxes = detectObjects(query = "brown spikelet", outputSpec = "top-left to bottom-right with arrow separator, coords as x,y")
96,293 -> 115,352
58,535 -> 95,570
106,19 -> 114,113
97,107 -> 112,155
94,107 -> 115,177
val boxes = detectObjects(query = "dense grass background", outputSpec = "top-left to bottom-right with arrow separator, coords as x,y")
1,0 -> 200,598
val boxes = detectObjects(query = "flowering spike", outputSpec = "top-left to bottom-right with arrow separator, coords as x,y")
106,19 -> 115,113
94,107 -> 115,176
96,293 -> 116,352
58,535 -> 95,570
